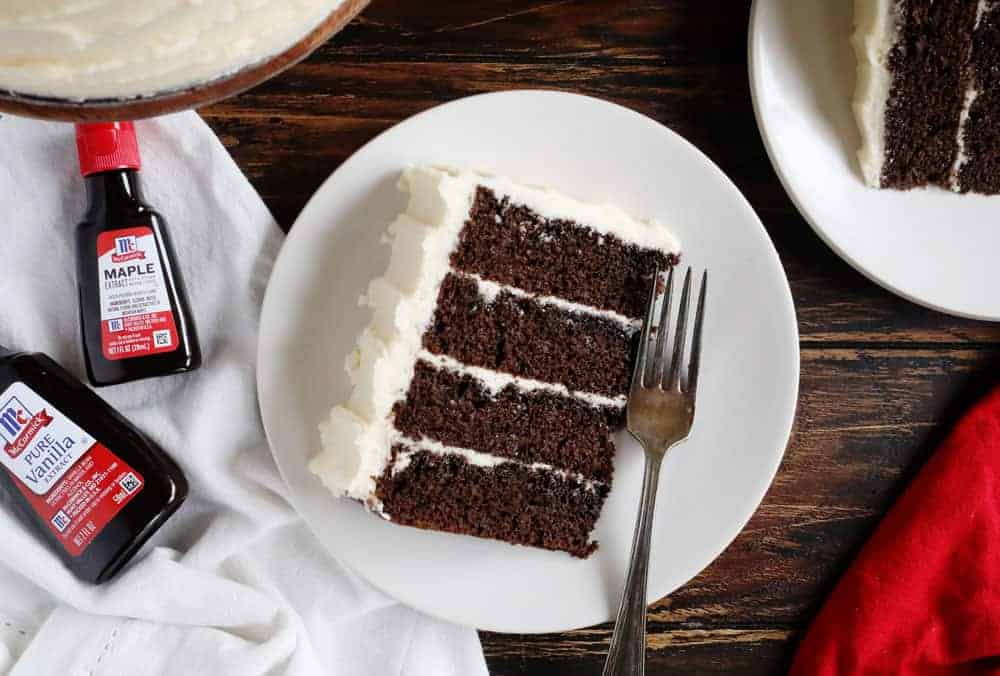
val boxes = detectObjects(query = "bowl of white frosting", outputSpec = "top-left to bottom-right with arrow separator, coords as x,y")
0,0 -> 369,121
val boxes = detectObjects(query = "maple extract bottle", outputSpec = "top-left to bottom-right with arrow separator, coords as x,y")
0,347 -> 187,583
75,122 -> 201,387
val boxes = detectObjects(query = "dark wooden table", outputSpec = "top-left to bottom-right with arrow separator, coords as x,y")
203,2 -> 1000,673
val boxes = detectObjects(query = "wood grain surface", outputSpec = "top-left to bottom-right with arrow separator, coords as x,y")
201,1 -> 1000,673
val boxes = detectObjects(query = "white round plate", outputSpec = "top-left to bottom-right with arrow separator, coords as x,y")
257,90 -> 799,633
750,0 -> 1000,321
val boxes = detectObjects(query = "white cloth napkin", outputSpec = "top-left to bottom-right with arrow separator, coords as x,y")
0,112 -> 487,676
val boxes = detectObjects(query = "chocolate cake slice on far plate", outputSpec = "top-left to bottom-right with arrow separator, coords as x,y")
310,167 -> 679,558
852,0 -> 1000,193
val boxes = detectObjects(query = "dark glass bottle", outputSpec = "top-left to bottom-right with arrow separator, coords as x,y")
0,347 -> 187,583
75,122 -> 200,387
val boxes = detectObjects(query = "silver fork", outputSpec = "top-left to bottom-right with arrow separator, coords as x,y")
602,266 -> 707,676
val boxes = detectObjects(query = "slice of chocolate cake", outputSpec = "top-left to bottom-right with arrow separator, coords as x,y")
310,167 -> 679,558
852,0 -> 1000,193
957,2 -> 1000,193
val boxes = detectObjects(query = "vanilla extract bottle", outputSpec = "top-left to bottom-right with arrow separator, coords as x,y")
75,122 -> 200,387
0,347 -> 187,583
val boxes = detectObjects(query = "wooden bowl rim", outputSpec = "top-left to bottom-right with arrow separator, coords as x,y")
0,0 -> 370,122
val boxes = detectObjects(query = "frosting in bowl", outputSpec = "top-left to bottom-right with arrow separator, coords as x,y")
0,0 -> 345,100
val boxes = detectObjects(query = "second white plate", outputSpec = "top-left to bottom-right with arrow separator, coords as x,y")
750,0 -> 1000,321
257,90 -> 799,633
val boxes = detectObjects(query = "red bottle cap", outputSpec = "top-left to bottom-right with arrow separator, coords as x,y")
75,121 -> 141,177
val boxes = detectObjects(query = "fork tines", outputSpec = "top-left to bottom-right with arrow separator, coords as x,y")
633,265 -> 707,394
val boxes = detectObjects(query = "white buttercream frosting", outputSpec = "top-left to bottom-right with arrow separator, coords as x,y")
461,271 -> 643,331
0,0 -> 345,100
311,166 -> 677,507
313,167 -> 472,503
391,435 -> 606,495
949,0 -> 993,190
418,351 -> 628,410
950,87 -> 981,191
852,0 -> 901,188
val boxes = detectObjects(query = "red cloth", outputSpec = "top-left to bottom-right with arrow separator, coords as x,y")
790,386 -> 1000,676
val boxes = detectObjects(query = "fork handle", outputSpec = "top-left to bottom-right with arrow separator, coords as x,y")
602,452 -> 663,676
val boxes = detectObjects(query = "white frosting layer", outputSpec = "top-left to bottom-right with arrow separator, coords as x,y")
461,271 -> 642,330
418,351 -> 627,409
0,0 -> 344,100
312,166 -> 676,506
391,435 -> 606,495
950,87 -> 980,191
949,0 -> 992,190
852,0 -> 900,188
392,435 -> 508,474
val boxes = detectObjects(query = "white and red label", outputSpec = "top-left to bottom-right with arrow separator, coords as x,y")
0,382 -> 144,556
97,227 -> 178,361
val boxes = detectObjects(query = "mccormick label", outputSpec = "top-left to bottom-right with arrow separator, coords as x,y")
0,383 -> 144,556
97,227 -> 178,361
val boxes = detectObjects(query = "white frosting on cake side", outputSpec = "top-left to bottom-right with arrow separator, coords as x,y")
0,0 -> 344,100
311,166 -> 678,508
852,0 -> 901,188
312,167 -> 472,504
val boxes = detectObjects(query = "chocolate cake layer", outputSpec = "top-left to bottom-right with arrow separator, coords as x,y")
882,0 -> 979,189
393,361 -> 620,482
423,274 -> 635,398
958,3 -> 1000,194
450,187 -> 674,319
375,448 -> 607,558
